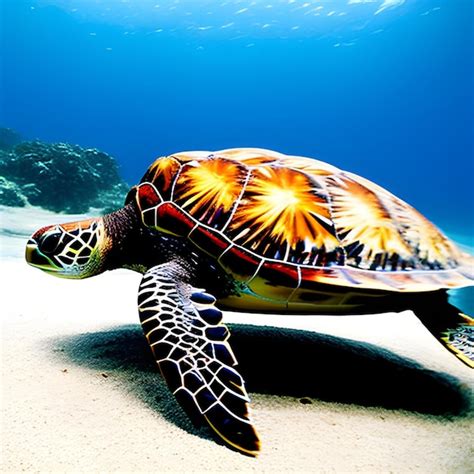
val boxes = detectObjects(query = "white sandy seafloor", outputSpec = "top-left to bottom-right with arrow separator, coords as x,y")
1,205 -> 473,473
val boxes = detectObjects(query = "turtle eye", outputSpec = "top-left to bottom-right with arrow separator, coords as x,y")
39,232 -> 62,255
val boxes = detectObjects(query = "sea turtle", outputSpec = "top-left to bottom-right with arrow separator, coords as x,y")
25,148 -> 473,455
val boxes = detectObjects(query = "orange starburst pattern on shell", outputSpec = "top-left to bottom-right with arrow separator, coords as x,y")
388,198 -> 461,269
332,172 -> 462,270
173,158 -> 247,227
228,166 -> 340,261
142,156 -> 181,199
327,175 -> 413,268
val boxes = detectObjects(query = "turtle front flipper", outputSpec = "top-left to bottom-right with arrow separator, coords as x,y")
138,263 -> 261,456
413,294 -> 474,369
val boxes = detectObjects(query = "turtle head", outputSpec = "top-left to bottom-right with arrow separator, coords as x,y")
25,217 -> 110,279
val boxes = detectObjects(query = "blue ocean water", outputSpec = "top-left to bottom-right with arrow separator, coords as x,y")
1,0 -> 473,242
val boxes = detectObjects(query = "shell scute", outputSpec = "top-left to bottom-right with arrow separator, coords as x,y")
326,174 -> 415,270
188,226 -> 231,258
218,246 -> 261,282
173,158 -> 248,230
225,165 -> 342,265
387,198 -> 462,269
136,182 -> 163,213
153,202 -> 196,237
141,156 -> 181,200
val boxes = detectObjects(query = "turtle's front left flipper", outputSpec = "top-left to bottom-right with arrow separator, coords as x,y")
138,263 -> 260,456
414,295 -> 474,369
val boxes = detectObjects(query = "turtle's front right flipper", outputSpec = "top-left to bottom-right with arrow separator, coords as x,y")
414,295 -> 474,369
138,263 -> 260,456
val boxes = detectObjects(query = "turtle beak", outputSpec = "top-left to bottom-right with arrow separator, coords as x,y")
25,239 -> 39,264
25,238 -> 59,272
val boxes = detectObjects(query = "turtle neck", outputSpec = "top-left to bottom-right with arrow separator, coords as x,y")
102,203 -> 147,271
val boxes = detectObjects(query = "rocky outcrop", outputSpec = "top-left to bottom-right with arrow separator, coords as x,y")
0,131 -> 129,213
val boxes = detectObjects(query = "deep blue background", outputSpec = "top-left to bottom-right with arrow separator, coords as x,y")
1,0 -> 473,240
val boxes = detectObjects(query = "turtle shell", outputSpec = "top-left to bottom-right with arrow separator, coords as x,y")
133,148 -> 473,304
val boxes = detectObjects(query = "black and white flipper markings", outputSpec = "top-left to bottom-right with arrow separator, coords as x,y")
415,301 -> 474,369
442,314 -> 474,368
138,263 -> 261,456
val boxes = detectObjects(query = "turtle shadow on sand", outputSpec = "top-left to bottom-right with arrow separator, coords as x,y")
50,323 -> 472,442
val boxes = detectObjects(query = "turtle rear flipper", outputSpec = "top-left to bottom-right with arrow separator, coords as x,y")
138,263 -> 261,456
414,294 -> 474,369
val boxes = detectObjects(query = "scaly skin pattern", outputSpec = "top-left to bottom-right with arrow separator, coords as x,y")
27,218 -> 109,278
138,262 -> 260,455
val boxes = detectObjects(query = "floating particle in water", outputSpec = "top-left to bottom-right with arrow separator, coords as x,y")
420,7 -> 442,16
374,0 -> 406,15
221,22 -> 234,29
235,8 -> 248,14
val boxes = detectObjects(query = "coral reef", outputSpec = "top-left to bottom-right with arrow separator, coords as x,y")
0,129 -> 129,213
0,176 -> 29,207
